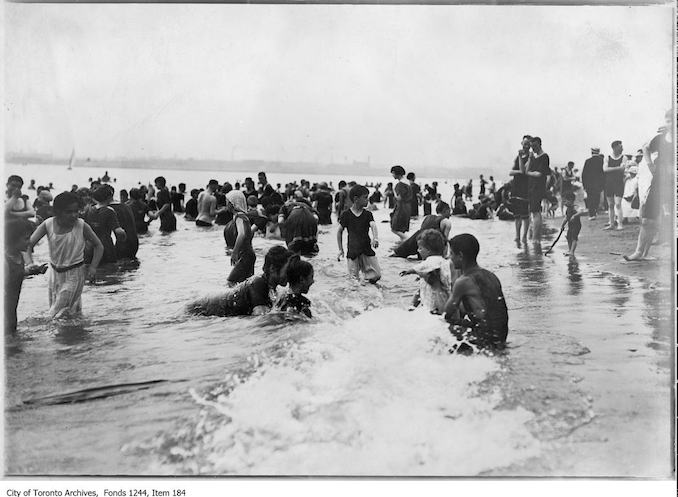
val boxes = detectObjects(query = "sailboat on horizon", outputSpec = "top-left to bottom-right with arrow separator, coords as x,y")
67,148 -> 75,170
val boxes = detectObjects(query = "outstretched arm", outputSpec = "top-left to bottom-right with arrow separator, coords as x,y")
25,221 -> 48,266
336,225 -> 345,259
370,220 -> 379,249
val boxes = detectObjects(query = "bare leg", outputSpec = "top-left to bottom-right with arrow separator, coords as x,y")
625,218 -> 656,260
603,195 -> 615,229
522,216 -> 530,243
569,239 -> 577,256
614,196 -> 623,230
531,211 -> 542,246
514,218 -> 522,243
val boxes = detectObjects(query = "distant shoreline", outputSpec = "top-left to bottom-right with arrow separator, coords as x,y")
5,154 -> 501,180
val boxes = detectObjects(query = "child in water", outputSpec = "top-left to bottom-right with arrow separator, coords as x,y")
400,229 -> 456,314
26,192 -> 104,319
337,184 -> 381,283
276,255 -> 314,318
561,191 -> 585,257
5,219 -> 48,334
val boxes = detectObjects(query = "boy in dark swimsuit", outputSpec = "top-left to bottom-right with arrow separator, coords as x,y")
444,233 -> 509,352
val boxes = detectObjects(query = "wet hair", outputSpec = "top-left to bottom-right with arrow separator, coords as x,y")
406,172 -> 416,181
129,188 -> 143,200
265,204 -> 281,217
285,255 -> 314,286
247,195 -> 258,207
417,229 -> 446,255
449,233 -> 480,261
53,192 -> 80,214
567,161 -> 574,166
436,201 -> 450,214
154,176 -> 166,187
222,182 -> 233,194
530,136 -> 542,146
563,191 -> 576,202
391,165 -> 406,177
190,188 -> 200,198
208,179 -> 219,188
349,184 -> 369,201
92,184 -> 114,202
338,180 -> 347,189
611,140 -> 622,149
263,245 -> 293,277
5,218 -> 34,245
7,175 -> 23,186
178,183 -> 186,192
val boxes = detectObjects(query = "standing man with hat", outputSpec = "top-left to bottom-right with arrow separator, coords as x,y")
581,147 -> 604,220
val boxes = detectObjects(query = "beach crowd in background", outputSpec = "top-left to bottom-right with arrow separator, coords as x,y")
4,109 -> 673,353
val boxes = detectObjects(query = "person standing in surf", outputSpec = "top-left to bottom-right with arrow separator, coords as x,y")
222,190 -> 256,286
390,165 -> 412,241
337,184 -> 381,284
26,192 -> 104,319
154,176 -> 177,233
509,135 -> 532,247
525,136 -> 550,249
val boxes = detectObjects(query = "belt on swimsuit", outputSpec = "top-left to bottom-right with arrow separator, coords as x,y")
50,260 -> 85,273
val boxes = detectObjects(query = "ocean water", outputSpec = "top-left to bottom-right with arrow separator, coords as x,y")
4,163 -> 672,476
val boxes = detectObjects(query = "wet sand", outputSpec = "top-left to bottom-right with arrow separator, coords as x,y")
488,208 -> 673,477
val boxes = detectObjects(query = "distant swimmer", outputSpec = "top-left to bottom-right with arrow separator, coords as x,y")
444,233 -> 509,351
187,245 -> 293,317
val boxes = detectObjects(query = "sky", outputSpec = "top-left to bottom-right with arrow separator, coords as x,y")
4,4 -> 674,173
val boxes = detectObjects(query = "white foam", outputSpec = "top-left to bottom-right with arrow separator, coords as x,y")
177,308 -> 541,475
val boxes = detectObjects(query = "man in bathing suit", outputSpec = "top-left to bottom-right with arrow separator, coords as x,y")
444,233 -> 509,351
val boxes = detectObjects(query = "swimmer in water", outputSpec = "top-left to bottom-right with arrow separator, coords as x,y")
276,254 -> 314,318
187,245 -> 293,317
444,233 -> 509,351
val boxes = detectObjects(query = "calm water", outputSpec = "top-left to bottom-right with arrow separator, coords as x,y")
4,164 -> 672,476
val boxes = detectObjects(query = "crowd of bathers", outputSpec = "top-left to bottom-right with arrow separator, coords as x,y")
5,110 -> 671,352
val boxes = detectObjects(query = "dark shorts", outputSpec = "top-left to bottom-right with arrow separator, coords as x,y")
510,197 -> 529,218
640,183 -> 661,220
604,177 -> 624,198
227,250 -> 256,284
528,194 -> 543,214
566,222 -> 581,243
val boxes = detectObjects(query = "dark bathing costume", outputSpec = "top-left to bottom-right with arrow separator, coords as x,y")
84,204 -> 121,263
390,181 -> 412,232
391,214 -> 445,259
223,212 -> 256,284
604,155 -> 625,198
565,205 -> 581,243
187,274 -> 274,317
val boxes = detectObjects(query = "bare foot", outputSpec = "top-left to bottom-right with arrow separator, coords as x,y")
623,253 -> 643,261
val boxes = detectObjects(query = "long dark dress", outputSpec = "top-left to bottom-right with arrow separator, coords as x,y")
223,212 -> 256,284
390,181 -> 412,232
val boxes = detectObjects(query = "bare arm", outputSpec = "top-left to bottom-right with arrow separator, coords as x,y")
25,221 -> 48,265
336,225 -> 345,258
602,155 -> 612,172
643,141 -> 656,176
114,227 -> 127,242
84,223 -> 104,274
370,220 -> 379,248
231,217 -> 246,264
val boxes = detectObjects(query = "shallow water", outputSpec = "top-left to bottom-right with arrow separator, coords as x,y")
4,165 -> 672,476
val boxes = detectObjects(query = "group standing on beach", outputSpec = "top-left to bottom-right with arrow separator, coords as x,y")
5,109 -> 672,353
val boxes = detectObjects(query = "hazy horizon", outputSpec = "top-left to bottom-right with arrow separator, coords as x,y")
5,4 -> 674,173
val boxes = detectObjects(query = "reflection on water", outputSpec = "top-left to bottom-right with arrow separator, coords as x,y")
5,204 -> 672,476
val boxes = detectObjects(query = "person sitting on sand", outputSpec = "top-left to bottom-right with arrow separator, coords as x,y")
400,229 -> 457,314
444,233 -> 509,351
187,245 -> 293,317
275,254 -> 314,318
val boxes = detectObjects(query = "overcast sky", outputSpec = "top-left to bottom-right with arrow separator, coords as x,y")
4,4 -> 674,170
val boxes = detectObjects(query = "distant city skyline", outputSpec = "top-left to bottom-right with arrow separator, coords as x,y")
5,4 -> 673,172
